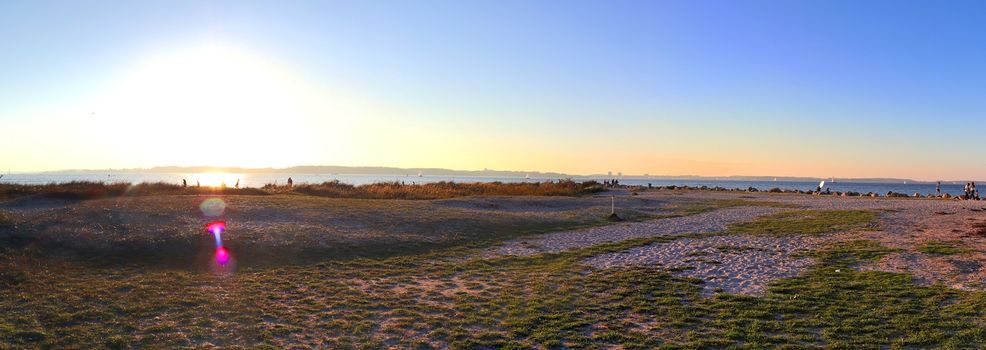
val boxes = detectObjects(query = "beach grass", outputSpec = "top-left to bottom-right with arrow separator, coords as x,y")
3,235 -> 983,348
2,190 -> 793,267
725,209 -> 877,236
0,195 -> 641,266
666,198 -> 798,217
1,192 -> 746,265
0,180 -> 605,202
916,240 -> 974,256
2,197 -> 984,348
0,181 -> 267,201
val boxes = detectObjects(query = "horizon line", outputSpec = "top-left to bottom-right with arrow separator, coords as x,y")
6,164 -> 981,183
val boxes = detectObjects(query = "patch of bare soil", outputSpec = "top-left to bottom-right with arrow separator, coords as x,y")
580,191 -> 986,294
858,207 -> 986,290
585,234 -> 836,296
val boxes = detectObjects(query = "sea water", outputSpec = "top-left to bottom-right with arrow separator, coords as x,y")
0,173 -> 973,197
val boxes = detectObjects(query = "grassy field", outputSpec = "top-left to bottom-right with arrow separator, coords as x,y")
915,240 -> 975,256
725,210 -> 878,236
0,182 -> 267,201
0,180 -> 604,202
1,195 -> 985,348
0,193 -> 674,267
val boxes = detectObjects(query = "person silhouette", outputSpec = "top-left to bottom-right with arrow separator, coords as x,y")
287,177 -> 294,187
235,179 -> 240,188
182,179 -> 187,188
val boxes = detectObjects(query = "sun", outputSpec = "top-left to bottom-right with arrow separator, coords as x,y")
86,42 -> 335,168
105,44 -> 302,118
194,172 -> 244,188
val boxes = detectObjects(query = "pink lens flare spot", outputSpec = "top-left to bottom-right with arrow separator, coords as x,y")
205,221 -> 226,234
215,247 -> 230,265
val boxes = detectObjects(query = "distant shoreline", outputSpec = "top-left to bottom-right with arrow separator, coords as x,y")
0,177 -> 980,199
11,165 -> 974,184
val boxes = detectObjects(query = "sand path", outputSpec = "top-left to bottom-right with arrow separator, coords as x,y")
488,206 -> 783,257
489,191 -> 986,295
584,234 -> 833,295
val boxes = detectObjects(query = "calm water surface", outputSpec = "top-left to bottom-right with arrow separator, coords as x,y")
0,173 -> 973,197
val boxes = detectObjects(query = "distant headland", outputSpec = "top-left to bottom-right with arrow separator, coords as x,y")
36,165 -> 952,184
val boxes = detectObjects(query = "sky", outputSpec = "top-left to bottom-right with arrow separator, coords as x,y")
1,0 -> 984,180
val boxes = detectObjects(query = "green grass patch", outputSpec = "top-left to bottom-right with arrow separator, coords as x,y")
728,240 -> 986,348
5,196 -> 983,348
916,240 -> 974,256
727,209 -> 877,236
4,235 -> 984,348
667,198 -> 798,217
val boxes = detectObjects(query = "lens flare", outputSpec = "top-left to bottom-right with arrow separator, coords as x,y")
215,246 -> 230,265
200,198 -> 226,217
206,222 -> 226,245
202,200 -> 235,272
205,221 -> 226,235
205,221 -> 230,264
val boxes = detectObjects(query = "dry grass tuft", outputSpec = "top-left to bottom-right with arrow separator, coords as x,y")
1,180 -> 604,202
0,181 -> 265,201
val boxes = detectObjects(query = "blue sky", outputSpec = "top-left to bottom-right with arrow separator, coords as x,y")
1,1 -> 984,179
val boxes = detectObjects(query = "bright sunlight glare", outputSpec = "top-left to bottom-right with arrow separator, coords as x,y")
80,43 -> 349,168
193,172 -> 243,188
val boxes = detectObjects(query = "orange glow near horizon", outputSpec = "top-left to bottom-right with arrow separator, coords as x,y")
193,173 -> 243,187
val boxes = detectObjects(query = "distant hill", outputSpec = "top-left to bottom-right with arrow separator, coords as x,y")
42,165 -> 947,184
48,165 -> 573,179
